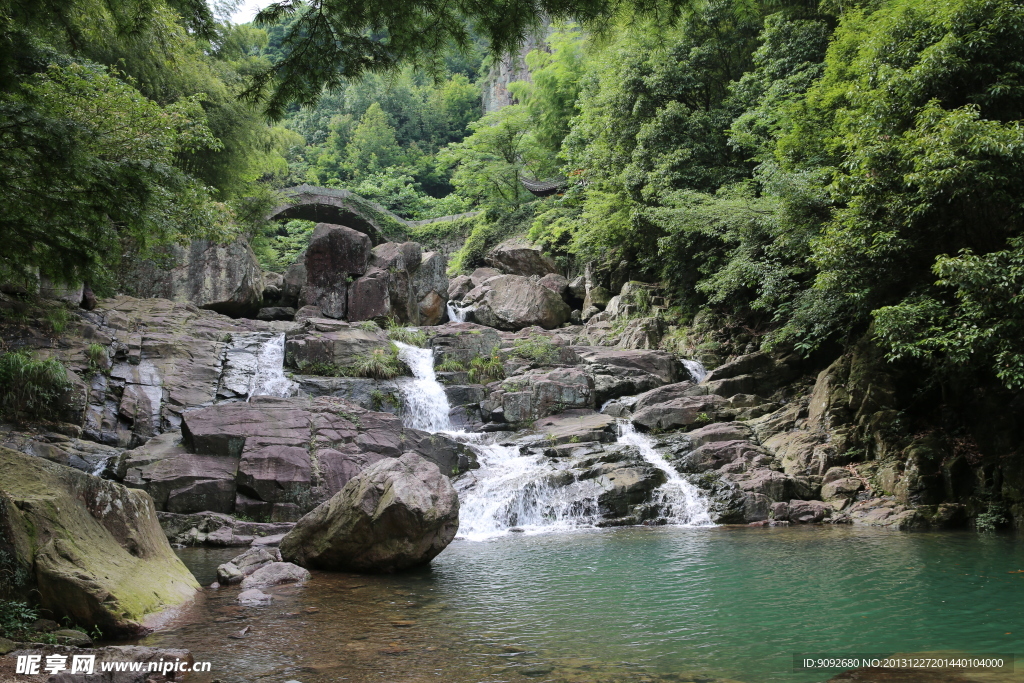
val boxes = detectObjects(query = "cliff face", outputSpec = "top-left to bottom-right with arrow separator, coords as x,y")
481,27 -> 550,114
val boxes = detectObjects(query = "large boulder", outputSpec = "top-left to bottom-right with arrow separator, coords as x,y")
280,453 -> 459,573
413,251 -> 449,325
125,237 -> 265,317
572,346 -> 681,384
470,275 -> 571,330
631,395 -> 728,432
486,243 -> 559,277
281,255 -> 307,308
303,223 -> 372,318
347,268 -> 392,322
0,448 -> 199,635
285,318 -> 393,369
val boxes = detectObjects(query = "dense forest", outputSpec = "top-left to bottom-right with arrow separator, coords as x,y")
2,0 -> 1023,405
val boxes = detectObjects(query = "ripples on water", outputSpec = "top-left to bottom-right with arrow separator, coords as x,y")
156,527 -> 1024,683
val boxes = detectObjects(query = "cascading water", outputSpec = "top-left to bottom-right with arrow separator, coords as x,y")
446,301 -> 474,323
393,341 -> 602,539
683,359 -> 707,383
249,334 -> 297,399
394,341 -> 454,432
616,420 -> 713,526
392,338 -> 712,538
454,434 -> 603,541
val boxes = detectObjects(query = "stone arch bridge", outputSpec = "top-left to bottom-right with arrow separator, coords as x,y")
269,184 -> 478,244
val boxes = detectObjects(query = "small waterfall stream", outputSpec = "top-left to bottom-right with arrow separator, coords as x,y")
616,421 -> 713,526
394,342 -> 453,432
249,333 -> 297,399
683,359 -> 707,383
446,301 -> 474,323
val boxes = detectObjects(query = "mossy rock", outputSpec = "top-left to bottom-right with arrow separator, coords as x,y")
0,447 -> 199,636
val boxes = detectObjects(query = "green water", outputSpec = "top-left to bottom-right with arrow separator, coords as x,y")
155,526 -> 1024,683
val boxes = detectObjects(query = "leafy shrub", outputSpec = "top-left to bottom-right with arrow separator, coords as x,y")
357,320 -> 380,332
351,346 -> 407,380
510,335 -> 560,365
45,306 -> 69,334
436,358 -> 466,372
85,343 -> 106,374
0,351 -> 72,419
976,503 -> 1009,532
0,600 -> 37,639
370,389 -> 400,411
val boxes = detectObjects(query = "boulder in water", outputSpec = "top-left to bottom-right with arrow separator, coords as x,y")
240,561 -> 310,588
280,453 -> 459,573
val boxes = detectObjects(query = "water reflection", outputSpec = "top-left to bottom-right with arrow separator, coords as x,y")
151,526 -> 1024,683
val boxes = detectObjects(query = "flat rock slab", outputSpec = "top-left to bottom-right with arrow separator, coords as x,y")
572,346 -> 681,384
128,397 -> 475,520
534,410 -> 617,445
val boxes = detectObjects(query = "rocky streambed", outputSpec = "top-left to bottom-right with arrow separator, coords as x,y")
0,233 -> 986,681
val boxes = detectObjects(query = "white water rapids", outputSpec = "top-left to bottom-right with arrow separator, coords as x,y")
392,341 -> 713,539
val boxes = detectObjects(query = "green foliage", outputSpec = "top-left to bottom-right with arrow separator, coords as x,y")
242,0 -> 705,120
441,106 -> 558,210
467,349 -> 506,383
0,59 -> 231,287
85,343 -> 107,374
386,321 -> 428,347
351,346 -> 408,380
252,219 -> 315,273
369,389 -> 400,411
357,320 -> 381,332
0,600 -> 38,639
975,502 -> 1010,531
45,306 -> 69,335
510,335 -> 560,365
0,351 -> 72,420
448,203 -> 544,274
436,358 -> 466,372
873,237 -> 1024,391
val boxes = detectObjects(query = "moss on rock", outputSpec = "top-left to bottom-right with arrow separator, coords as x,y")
0,447 -> 199,635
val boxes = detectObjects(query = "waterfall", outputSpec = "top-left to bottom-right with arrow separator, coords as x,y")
616,421 -> 713,526
393,340 -> 601,539
446,301 -> 474,323
682,359 -> 707,383
394,342 -> 453,432
249,334 -> 297,399
454,435 -> 602,541
391,337 -> 711,538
